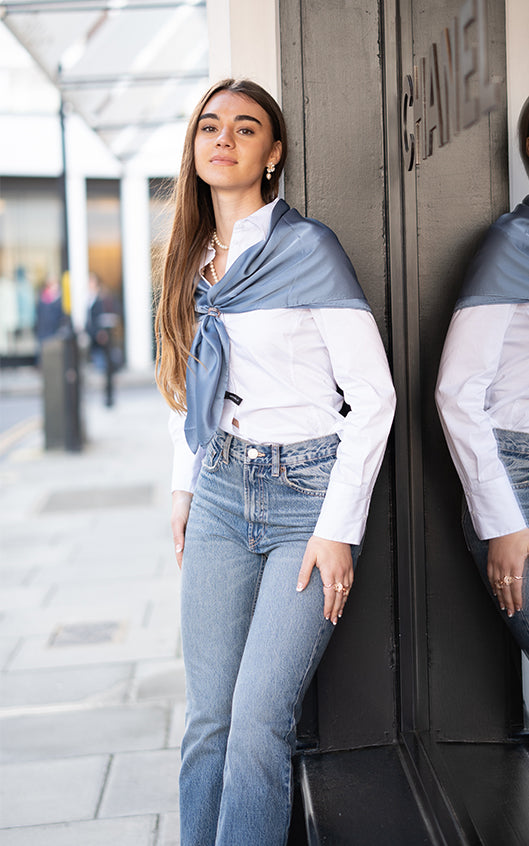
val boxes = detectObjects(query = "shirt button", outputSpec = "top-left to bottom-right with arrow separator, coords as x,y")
247,447 -> 259,459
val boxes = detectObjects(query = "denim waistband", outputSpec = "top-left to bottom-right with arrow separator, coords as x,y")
494,428 -> 529,455
210,429 -> 340,470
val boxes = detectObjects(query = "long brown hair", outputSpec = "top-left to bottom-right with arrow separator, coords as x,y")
154,78 -> 288,411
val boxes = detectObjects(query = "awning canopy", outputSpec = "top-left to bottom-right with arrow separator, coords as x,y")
0,0 -> 209,161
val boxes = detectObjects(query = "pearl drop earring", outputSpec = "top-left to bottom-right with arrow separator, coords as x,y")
266,163 -> 276,181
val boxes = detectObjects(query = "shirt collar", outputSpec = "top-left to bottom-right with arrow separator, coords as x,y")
202,197 -> 280,271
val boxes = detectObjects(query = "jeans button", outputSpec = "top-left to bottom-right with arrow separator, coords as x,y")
247,447 -> 259,459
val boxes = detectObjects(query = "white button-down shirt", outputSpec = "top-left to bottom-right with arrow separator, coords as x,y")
436,302 -> 529,539
169,200 -> 396,544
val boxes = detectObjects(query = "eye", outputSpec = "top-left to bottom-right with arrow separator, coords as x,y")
200,124 -> 217,133
238,127 -> 255,135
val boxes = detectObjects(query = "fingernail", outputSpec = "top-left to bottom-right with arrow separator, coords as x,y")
508,610 -> 513,618
175,545 -> 183,553
325,614 -> 330,620
296,583 -> 303,592
332,619 -> 337,626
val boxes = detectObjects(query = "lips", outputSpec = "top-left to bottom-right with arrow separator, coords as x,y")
209,156 -> 237,165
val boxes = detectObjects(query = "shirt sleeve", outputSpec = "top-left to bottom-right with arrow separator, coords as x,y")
435,304 -> 526,539
168,409 -> 205,493
310,309 -> 396,544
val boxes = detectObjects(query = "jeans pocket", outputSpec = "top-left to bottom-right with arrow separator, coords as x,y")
281,455 -> 335,496
202,440 -> 223,473
498,449 -> 529,490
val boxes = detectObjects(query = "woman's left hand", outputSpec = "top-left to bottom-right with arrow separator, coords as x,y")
297,536 -> 354,625
487,528 -> 529,617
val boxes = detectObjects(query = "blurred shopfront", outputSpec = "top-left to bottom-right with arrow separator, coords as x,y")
0,1 -> 208,371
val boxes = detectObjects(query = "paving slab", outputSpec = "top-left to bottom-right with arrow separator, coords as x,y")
28,554 -> 164,584
134,658 -> 186,702
9,622 -> 179,671
0,599 -> 149,637
98,749 -> 180,818
1,542 -> 78,568
167,703 -> 186,749
0,638 -> 20,670
0,664 -> 133,708
0,586 -> 51,611
0,815 -> 158,846
44,576 -> 179,610
0,703 -> 169,763
0,566 -> 36,588
156,811 -> 180,846
0,755 -> 109,827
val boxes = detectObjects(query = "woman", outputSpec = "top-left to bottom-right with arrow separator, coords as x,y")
155,78 -> 396,846
436,98 -> 529,657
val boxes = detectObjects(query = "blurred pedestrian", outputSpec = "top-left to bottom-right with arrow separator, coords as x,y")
85,271 -> 120,406
35,274 -> 68,359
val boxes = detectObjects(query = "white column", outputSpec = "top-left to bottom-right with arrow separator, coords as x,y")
121,172 -> 153,372
505,0 -> 529,205
207,0 -> 280,101
65,174 -> 89,332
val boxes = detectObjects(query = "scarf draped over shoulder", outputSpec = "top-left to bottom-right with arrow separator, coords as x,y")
455,195 -> 529,310
185,199 -> 371,452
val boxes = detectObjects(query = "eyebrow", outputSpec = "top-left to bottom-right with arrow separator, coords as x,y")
198,112 -> 263,126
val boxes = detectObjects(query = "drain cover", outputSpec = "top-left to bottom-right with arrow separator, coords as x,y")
48,621 -> 126,647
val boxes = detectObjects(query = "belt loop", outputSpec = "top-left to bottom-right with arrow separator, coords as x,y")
271,443 -> 280,477
222,433 -> 233,463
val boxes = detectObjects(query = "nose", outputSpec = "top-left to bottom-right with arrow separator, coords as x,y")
215,126 -> 234,147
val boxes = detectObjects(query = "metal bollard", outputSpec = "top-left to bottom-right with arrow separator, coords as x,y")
41,332 -> 83,451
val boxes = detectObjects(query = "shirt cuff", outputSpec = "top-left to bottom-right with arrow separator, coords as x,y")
314,482 -> 369,544
171,445 -> 204,493
465,475 -> 528,539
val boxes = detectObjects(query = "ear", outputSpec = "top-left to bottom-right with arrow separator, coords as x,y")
269,140 -> 282,167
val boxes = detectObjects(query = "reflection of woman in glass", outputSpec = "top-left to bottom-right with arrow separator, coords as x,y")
155,79 -> 396,845
436,98 -> 529,656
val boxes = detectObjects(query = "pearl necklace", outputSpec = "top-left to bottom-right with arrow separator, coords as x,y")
212,230 -> 229,251
208,230 -> 229,284
208,257 -> 220,284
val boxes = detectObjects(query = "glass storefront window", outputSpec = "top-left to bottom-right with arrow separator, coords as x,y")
0,176 -> 63,363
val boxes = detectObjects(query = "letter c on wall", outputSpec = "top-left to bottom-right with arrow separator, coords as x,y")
402,73 -> 415,171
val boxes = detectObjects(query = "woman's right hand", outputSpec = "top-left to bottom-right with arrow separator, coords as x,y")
171,490 -> 193,568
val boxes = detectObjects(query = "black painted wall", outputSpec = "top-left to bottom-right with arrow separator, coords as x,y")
281,0 -> 396,752
280,0 -> 520,752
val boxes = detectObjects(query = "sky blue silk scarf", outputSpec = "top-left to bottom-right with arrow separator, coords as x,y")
184,199 -> 370,452
455,195 -> 529,310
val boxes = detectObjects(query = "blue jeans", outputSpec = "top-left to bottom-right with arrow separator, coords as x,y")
179,430 -> 360,846
462,428 -> 529,659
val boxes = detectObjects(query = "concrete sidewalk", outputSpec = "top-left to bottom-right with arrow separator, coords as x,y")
0,374 -> 183,845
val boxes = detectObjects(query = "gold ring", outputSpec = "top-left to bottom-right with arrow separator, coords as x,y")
334,582 -> 344,593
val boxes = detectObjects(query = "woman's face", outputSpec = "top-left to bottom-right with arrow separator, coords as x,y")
194,90 -> 281,199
